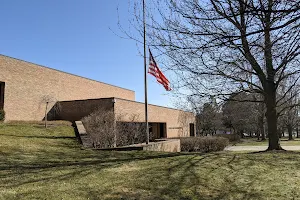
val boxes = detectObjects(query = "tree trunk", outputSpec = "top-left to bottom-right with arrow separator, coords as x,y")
258,110 -> 266,141
238,130 -> 244,138
265,87 -> 282,150
297,127 -> 299,138
263,9 -> 282,150
240,130 -> 244,138
278,128 -> 282,138
257,129 -> 260,140
261,130 -> 266,141
266,109 -> 281,150
261,123 -> 266,141
288,125 -> 293,140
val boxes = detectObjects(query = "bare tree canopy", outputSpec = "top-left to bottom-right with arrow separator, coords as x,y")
128,0 -> 300,150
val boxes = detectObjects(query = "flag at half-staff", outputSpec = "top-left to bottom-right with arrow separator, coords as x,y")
148,49 -> 172,91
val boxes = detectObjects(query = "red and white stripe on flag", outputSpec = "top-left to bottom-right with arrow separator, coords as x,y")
148,49 -> 171,91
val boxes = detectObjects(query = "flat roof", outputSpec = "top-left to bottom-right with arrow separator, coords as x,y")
0,54 -> 135,92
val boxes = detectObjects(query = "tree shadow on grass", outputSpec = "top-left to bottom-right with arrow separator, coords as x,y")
3,141 -> 300,200
111,151 -> 300,199
0,144 -> 186,188
103,153 -> 256,199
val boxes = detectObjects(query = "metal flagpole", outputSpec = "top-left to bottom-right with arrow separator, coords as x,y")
143,0 -> 149,144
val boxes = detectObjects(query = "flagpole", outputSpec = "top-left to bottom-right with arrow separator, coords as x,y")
143,0 -> 149,144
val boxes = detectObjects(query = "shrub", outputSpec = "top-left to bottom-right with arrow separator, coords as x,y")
116,121 -> 146,146
180,136 -> 229,152
0,110 -> 5,121
82,109 -> 146,148
82,110 -> 116,148
214,134 -> 240,142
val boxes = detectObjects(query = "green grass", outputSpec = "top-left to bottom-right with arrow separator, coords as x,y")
234,137 -> 300,146
2,124 -> 300,199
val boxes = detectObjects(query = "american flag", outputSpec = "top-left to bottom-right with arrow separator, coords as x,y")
148,49 -> 171,91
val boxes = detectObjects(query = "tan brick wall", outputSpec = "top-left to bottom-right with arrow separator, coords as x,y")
114,98 -> 195,138
0,55 -> 135,121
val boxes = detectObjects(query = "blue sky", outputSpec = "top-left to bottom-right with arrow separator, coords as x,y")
0,0 -> 174,107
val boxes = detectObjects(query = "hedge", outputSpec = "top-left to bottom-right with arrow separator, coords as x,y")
180,136 -> 229,152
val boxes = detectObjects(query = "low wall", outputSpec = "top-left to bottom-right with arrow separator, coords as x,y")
75,121 -> 93,148
142,139 -> 181,152
97,140 -> 181,153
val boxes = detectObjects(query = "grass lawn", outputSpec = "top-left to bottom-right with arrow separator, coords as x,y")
234,137 -> 300,146
2,124 -> 300,199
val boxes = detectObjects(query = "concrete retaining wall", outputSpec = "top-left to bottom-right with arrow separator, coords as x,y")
142,139 -> 181,152
97,140 -> 181,153
75,121 -> 93,148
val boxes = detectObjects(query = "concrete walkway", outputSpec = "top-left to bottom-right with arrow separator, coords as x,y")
225,145 -> 300,151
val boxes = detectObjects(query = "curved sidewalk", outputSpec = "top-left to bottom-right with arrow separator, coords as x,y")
225,146 -> 300,151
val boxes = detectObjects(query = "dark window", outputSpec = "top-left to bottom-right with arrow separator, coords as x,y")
0,82 -> 5,110
149,125 -> 153,133
190,123 -> 195,137
159,123 -> 165,138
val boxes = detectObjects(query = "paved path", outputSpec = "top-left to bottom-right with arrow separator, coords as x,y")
225,145 -> 300,151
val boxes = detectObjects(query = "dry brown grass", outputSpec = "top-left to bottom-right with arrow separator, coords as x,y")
2,124 -> 300,199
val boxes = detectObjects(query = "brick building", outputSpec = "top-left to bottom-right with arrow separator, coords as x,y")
0,54 -> 195,138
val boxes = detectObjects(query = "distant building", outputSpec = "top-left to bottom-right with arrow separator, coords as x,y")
0,55 -> 195,138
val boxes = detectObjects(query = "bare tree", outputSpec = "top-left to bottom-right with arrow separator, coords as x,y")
40,95 -> 57,128
257,100 -> 266,141
127,0 -> 300,150
197,102 -> 222,136
222,93 -> 257,137
277,82 -> 300,140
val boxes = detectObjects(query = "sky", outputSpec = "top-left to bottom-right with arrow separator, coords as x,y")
0,0 -> 174,107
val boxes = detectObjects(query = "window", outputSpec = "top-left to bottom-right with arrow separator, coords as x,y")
189,123 -> 195,137
0,82 -> 5,110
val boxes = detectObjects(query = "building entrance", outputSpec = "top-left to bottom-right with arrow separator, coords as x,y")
190,123 -> 195,136
149,122 -> 167,140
